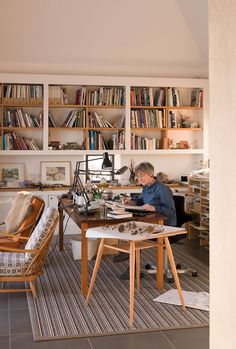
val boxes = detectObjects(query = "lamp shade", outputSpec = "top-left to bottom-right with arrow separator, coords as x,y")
114,166 -> 128,175
102,152 -> 113,169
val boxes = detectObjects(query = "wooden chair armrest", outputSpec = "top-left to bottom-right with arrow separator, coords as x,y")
0,232 -> 28,244
0,245 -> 38,253
0,231 -> 11,238
0,231 -> 29,240
0,220 -> 35,238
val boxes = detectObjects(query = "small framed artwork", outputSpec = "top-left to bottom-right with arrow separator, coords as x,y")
41,161 -> 71,186
0,163 -> 25,183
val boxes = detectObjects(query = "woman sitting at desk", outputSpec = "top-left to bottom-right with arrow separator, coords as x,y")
114,162 -> 176,278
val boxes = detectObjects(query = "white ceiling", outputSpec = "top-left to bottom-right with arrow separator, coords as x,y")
0,0 -> 208,78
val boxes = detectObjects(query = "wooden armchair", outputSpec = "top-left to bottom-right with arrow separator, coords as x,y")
0,207 -> 58,297
0,193 -> 45,249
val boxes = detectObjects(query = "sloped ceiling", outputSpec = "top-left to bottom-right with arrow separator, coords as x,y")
0,0 -> 208,78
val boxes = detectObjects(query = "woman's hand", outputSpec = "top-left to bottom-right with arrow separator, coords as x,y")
142,204 -> 156,212
121,198 -> 135,205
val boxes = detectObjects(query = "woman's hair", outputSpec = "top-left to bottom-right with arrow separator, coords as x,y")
135,162 -> 154,176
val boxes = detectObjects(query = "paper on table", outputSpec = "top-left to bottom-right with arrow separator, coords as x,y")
154,289 -> 209,311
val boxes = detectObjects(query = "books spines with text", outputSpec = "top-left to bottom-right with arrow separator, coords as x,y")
131,87 -> 165,106
61,110 -> 86,127
3,132 -> 41,150
88,87 -> 125,106
88,111 -> 113,128
75,87 -> 86,105
131,134 -> 159,150
4,84 -> 43,100
131,109 -> 164,128
89,130 -> 125,150
191,89 -> 203,107
49,86 -> 68,105
3,109 -> 41,128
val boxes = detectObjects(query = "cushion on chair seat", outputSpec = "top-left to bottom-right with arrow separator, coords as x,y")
24,207 -> 58,263
0,252 -> 27,276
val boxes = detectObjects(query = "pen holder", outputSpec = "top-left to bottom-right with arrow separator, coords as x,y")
100,204 -> 107,219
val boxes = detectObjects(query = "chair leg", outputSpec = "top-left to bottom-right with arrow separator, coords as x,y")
29,281 -> 36,298
86,238 -> 105,304
164,237 -> 185,310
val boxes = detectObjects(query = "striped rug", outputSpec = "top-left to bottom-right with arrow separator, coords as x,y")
28,243 -> 209,341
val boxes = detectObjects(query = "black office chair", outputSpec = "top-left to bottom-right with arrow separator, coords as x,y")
163,195 -> 199,282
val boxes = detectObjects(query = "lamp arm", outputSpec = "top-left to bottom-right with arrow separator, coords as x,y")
76,171 -> 90,208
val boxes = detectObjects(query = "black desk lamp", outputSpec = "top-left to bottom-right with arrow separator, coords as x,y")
69,152 -> 127,213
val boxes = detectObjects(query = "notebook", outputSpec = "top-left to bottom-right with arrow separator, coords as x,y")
116,203 -> 148,212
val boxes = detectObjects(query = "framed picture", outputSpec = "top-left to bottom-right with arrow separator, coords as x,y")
41,161 -> 71,186
0,163 -> 25,182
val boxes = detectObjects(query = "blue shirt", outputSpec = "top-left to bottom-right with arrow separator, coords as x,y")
135,180 -> 177,226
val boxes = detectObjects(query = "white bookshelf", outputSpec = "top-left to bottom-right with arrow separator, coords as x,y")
0,73 -> 208,181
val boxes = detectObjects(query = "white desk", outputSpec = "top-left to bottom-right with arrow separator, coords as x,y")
86,221 -> 186,325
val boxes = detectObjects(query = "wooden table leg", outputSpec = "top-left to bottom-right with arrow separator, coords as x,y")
129,241 -> 135,325
164,237 -> 185,309
136,249 -> 140,290
81,223 -> 88,297
58,202 -> 64,251
157,237 -> 164,289
86,238 -> 105,304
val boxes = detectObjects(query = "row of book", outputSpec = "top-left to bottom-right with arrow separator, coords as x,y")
131,109 -> 165,128
89,130 -> 125,150
3,109 -> 42,128
130,88 -> 165,106
89,111 -> 113,128
49,86 -> 68,104
87,87 -> 125,106
3,132 -> 40,150
89,112 -> 125,128
191,89 -> 203,107
167,87 -> 181,107
75,87 -> 86,105
131,134 -> 159,150
4,84 -> 43,99
61,110 -> 85,128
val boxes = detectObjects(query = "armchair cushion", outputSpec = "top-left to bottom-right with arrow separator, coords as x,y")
24,207 -> 58,263
0,252 -> 26,276
5,191 -> 34,233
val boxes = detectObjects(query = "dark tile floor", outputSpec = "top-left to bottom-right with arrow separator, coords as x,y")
0,239 -> 209,349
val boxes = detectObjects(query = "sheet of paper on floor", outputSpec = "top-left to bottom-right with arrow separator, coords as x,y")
154,289 -> 209,311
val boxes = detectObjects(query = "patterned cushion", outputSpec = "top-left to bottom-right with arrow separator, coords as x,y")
0,252 -> 27,276
24,207 -> 58,263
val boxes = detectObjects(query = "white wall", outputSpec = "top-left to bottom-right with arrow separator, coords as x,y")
0,0 -> 208,78
0,154 -> 202,185
209,0 -> 236,347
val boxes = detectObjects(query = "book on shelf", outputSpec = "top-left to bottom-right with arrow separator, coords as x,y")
154,88 -> 165,106
88,87 -> 125,106
107,210 -> 133,219
3,132 -> 40,150
75,87 -> 86,105
49,86 -> 68,104
48,112 -> 57,127
3,84 -> 43,99
191,89 -> 203,107
89,111 -> 113,128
